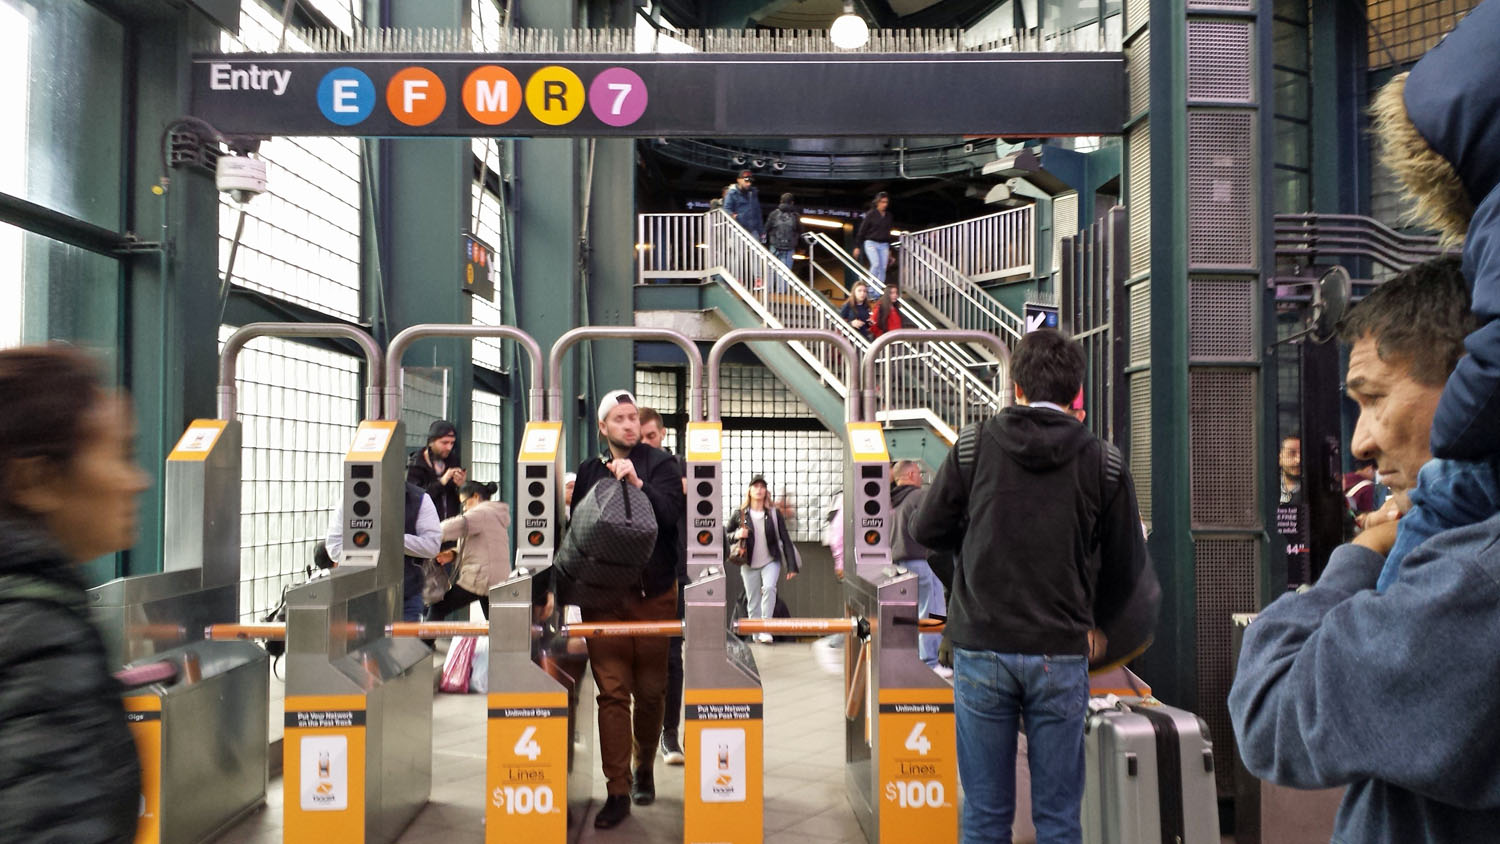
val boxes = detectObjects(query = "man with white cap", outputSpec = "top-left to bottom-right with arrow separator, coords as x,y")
566,389 -> 685,829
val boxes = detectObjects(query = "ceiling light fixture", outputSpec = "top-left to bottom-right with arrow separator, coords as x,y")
830,2 -> 869,50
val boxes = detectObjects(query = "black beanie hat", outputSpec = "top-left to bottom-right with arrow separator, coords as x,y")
427,419 -> 458,443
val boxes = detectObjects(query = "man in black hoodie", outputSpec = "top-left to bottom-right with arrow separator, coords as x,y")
911,328 -> 1152,844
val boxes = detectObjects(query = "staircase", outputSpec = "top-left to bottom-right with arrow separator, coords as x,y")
638,209 -> 1007,452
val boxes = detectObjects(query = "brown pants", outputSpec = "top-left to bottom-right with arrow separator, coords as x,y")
583,587 -> 677,796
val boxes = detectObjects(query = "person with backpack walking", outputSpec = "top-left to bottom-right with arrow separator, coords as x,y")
911,329 -> 1157,844
564,389 -> 685,829
765,192 -> 801,287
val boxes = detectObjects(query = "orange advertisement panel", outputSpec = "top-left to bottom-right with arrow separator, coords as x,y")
876,688 -> 959,844
683,688 -> 763,844
124,696 -> 162,844
283,695 -> 367,844
346,421 -> 398,462
486,692 -> 569,844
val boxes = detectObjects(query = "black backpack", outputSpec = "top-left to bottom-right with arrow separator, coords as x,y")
555,474 -> 659,610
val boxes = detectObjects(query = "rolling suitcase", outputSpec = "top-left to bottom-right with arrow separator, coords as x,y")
1082,697 -> 1219,844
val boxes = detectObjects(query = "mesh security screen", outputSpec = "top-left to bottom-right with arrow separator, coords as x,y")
1194,536 -> 1259,795
220,326 -> 359,622
219,1 -> 361,321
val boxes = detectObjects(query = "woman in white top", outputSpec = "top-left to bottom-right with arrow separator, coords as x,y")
429,480 -> 512,621
725,475 -> 800,643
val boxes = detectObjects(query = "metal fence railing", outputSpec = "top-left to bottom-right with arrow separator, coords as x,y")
901,205 -> 1035,281
637,210 -> 1007,436
900,238 -> 1025,348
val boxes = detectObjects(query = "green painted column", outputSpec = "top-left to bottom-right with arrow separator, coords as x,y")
513,0 -> 587,459
380,2 -> 474,457
1136,0 -> 1194,707
586,137 -> 639,404
125,12 -> 225,577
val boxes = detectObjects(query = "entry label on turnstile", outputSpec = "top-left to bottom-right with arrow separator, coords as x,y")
876,689 -> 958,844
486,692 -> 568,843
124,696 -> 161,844
284,695 -> 366,841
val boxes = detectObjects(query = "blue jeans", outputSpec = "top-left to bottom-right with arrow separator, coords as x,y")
864,240 -> 890,284
773,249 -> 794,292
954,648 -> 1089,844
1378,456 -> 1500,592
899,559 -> 946,668
402,560 -> 425,622
740,560 -> 781,619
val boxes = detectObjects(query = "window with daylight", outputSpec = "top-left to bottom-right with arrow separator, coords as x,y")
221,326 -> 361,622
470,181 -> 506,373
471,389 -> 504,488
218,0 -> 362,320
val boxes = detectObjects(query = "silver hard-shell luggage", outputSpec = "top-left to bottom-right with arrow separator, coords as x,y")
1082,697 -> 1220,844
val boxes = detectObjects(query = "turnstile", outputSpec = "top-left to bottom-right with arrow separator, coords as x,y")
281,418 -> 432,844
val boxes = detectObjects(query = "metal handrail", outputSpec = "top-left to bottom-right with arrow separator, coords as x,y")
707,328 -> 860,423
901,205 -> 1036,280
705,211 -> 1004,431
384,325 -> 545,421
862,329 -> 1013,423
548,326 -> 704,422
804,230 -> 987,369
219,323 -> 383,421
637,212 -> 708,282
901,238 -> 1025,342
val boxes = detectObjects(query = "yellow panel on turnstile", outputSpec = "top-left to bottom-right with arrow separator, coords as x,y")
124,696 -> 162,844
685,422 -> 723,463
486,691 -> 569,843
346,421 -> 398,463
518,421 -> 563,462
875,687 -> 959,844
167,419 -> 228,462
683,687 -> 764,844
283,694 -> 367,843
846,422 -> 890,463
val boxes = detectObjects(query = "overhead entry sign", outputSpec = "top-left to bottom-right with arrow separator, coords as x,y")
192,52 -> 1124,138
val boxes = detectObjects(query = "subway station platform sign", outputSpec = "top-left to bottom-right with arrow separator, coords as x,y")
191,52 -> 1124,138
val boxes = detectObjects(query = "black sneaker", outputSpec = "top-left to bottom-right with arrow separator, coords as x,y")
631,766 -> 656,805
594,794 -> 631,828
660,731 -> 685,765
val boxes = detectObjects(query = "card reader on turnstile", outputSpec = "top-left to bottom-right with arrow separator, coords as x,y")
515,421 -> 564,572
684,421 -> 724,582
846,422 -> 894,582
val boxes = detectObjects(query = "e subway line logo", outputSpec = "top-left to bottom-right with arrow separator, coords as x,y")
312,64 -> 647,127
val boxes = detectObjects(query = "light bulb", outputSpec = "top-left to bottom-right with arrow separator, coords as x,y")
830,12 -> 869,49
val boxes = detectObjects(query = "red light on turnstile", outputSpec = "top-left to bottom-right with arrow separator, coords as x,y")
352,531 -> 370,547
864,530 -> 880,546
528,531 -> 545,546
696,530 -> 713,546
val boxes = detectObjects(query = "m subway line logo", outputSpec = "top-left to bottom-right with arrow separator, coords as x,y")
208,62 -> 651,128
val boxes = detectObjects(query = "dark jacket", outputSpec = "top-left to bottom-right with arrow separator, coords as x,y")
840,300 -> 874,341
766,204 -> 800,251
407,447 -> 462,522
1404,0 -> 1500,460
0,517 -> 141,843
725,506 -> 800,574
910,405 -> 1152,656
723,185 -> 764,239
571,443 -> 685,599
1230,514 -> 1500,844
890,483 -> 932,563
855,208 -> 895,244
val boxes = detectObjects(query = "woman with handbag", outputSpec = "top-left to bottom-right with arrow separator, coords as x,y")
429,481 -> 512,622
725,475 -> 800,644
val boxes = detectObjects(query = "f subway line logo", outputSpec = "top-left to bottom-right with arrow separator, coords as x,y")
303,64 -> 648,127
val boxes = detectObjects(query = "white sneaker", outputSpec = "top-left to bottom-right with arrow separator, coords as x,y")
933,665 -> 954,680
754,632 -> 774,644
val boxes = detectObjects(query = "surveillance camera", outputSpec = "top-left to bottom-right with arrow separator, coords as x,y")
216,154 -> 268,204
752,158 -> 765,169
963,142 -> 975,153
772,160 -> 786,171
732,154 -> 746,165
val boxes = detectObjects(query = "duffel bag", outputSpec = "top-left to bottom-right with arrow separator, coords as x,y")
555,477 -> 657,609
